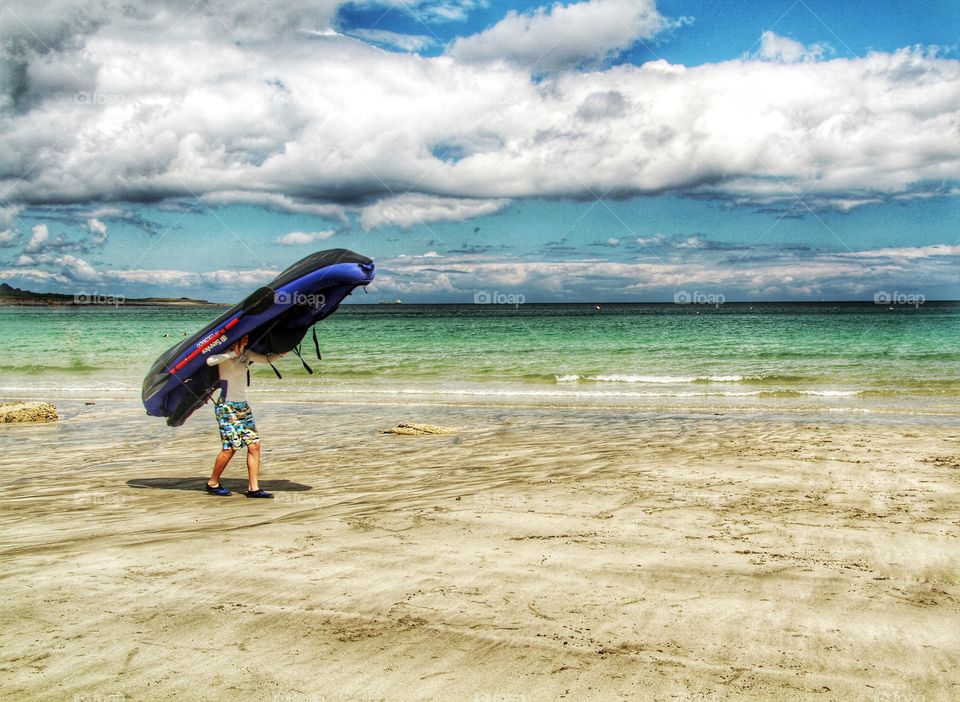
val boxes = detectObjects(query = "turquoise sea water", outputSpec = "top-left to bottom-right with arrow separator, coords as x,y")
2,302 -> 958,417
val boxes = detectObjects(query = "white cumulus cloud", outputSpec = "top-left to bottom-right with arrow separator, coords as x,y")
370,242 -> 960,301
757,31 -> 830,63
0,1 -> 955,221
24,224 -> 49,254
87,217 -> 108,246
274,230 -> 335,246
58,254 -> 100,282
359,194 -> 511,230
449,0 -> 671,70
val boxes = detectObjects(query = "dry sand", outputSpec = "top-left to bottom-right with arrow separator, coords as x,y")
1,400 -> 958,701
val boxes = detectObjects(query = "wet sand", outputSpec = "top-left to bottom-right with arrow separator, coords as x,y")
1,400 -> 959,701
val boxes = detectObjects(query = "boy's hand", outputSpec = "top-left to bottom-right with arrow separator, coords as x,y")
231,335 -> 250,355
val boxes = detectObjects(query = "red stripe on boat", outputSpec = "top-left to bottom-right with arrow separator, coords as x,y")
169,316 -> 240,374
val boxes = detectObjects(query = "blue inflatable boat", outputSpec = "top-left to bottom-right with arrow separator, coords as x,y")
142,248 -> 375,426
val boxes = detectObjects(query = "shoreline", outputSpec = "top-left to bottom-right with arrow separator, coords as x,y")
2,393 -> 958,429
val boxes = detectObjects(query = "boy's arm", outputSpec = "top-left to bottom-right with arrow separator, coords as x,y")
205,350 -> 238,366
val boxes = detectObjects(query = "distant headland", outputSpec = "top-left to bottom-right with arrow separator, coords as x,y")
0,283 -> 225,307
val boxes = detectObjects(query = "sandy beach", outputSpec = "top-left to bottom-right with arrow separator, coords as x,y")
1,399 -> 958,701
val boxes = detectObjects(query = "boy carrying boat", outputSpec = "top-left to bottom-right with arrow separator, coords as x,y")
203,335 -> 284,498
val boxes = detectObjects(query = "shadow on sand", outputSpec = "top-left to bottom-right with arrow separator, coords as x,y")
127,477 -> 313,492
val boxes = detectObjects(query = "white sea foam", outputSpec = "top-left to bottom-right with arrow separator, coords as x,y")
320,386 -> 769,399
795,390 -> 860,397
593,374 -> 699,383
555,373 -> 752,384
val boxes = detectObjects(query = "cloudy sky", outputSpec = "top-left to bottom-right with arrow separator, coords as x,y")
0,0 -> 957,302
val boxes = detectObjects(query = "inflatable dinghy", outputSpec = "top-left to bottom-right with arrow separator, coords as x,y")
142,248 -> 374,426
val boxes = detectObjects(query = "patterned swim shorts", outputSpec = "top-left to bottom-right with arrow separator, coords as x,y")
215,400 -> 260,450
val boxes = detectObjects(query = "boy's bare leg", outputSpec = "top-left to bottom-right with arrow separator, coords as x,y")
246,443 -> 261,491
208,448 -> 236,487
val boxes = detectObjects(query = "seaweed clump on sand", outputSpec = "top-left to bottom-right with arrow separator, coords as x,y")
0,402 -> 58,423
380,422 -> 455,436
